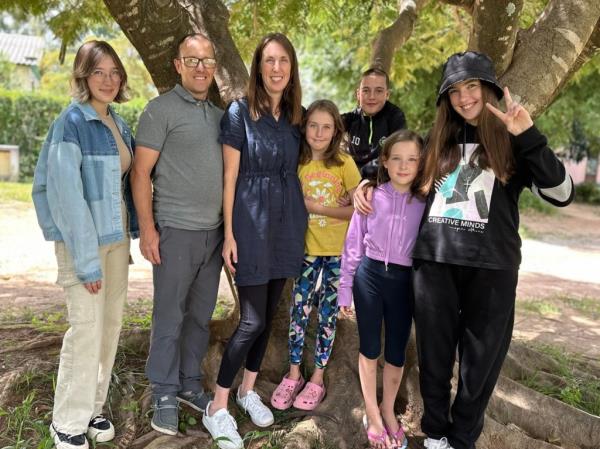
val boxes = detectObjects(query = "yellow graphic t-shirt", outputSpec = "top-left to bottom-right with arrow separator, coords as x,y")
298,154 -> 361,255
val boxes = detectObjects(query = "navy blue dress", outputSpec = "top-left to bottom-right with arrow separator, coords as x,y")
219,98 -> 308,286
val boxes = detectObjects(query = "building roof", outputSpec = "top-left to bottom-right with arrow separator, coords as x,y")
0,33 -> 44,66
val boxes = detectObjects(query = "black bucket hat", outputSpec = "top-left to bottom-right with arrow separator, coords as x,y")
436,51 -> 504,105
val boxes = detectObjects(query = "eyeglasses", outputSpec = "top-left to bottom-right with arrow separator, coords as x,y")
89,69 -> 122,82
179,57 -> 217,69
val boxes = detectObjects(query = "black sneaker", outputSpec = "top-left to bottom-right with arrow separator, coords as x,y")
86,415 -> 115,442
50,423 -> 89,449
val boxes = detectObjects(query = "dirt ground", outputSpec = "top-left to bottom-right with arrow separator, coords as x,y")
1,201 -> 599,360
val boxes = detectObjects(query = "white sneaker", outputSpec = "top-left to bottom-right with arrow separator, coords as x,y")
202,401 -> 244,449
236,388 -> 274,427
86,415 -> 115,442
49,424 -> 89,449
424,437 -> 455,449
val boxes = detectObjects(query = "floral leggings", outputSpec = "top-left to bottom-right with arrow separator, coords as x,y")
288,255 -> 340,369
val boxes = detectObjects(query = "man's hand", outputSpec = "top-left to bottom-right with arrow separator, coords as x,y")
140,227 -> 161,265
353,179 -> 374,214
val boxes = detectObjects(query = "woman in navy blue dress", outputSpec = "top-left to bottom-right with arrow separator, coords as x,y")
203,33 -> 307,448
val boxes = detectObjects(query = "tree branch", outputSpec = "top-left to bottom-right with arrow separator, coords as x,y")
499,0 -> 600,118
369,0 -> 427,73
103,0 -> 248,104
468,0 -> 523,75
440,0 -> 475,14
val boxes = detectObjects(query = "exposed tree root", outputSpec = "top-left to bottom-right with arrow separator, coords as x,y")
1,289 -> 598,449
488,375 -> 600,449
0,334 -> 63,354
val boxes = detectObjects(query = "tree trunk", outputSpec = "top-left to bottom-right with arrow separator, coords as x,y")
467,0 -> 523,75
102,0 -> 248,104
498,0 -> 600,116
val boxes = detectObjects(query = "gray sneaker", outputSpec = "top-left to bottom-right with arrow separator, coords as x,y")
151,394 -> 179,435
177,389 -> 212,412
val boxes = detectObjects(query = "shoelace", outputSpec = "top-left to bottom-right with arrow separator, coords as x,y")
244,392 -> 267,415
216,410 -> 238,432
90,415 -> 107,426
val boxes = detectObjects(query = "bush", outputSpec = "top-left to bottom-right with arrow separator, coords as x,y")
575,182 -> 600,205
0,89 -> 145,181
519,188 -> 556,215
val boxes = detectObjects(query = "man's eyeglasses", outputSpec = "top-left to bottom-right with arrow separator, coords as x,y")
179,57 -> 217,69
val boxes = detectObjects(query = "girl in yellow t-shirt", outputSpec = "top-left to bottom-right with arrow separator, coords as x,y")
271,99 -> 361,411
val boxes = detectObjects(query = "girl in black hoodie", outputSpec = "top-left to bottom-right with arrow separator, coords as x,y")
355,51 -> 573,449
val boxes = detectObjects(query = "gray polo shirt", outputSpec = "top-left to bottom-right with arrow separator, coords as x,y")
136,84 -> 224,230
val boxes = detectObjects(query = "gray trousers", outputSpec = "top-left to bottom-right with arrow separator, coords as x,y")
146,226 -> 223,395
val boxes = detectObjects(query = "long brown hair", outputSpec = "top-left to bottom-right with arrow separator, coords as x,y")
371,129 -> 425,200
248,33 -> 302,125
422,83 -> 513,194
299,100 -> 345,168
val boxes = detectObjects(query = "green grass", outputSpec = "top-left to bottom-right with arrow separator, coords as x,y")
517,299 -> 560,316
556,295 -> 600,320
212,295 -> 234,319
517,295 -> 600,320
519,188 -> 556,215
519,342 -> 600,416
0,370 -> 56,449
121,298 -> 153,330
0,181 -> 32,203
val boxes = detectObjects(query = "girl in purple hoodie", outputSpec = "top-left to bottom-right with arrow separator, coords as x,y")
339,130 -> 426,449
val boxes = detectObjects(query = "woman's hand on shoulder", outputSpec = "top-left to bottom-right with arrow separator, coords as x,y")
222,235 -> 238,274
353,179 -> 374,215
486,87 -> 534,136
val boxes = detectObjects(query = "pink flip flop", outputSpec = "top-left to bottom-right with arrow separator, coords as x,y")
292,381 -> 326,410
363,414 -> 389,448
271,374 -> 305,410
385,424 -> 408,449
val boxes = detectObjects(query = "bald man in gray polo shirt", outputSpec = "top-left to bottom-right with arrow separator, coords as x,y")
130,33 -> 223,436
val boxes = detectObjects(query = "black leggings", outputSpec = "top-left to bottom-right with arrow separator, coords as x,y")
352,257 -> 413,367
216,278 -> 287,388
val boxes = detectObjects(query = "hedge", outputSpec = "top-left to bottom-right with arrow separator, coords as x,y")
0,89 -> 146,181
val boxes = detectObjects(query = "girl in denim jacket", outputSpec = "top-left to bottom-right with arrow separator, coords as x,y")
339,130 -> 426,449
32,41 -> 137,449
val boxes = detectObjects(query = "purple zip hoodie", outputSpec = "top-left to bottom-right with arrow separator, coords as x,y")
338,182 -> 426,306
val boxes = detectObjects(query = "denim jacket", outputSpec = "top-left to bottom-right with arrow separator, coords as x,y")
32,101 -> 139,283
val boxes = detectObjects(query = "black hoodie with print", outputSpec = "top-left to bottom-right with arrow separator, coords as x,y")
412,123 -> 574,270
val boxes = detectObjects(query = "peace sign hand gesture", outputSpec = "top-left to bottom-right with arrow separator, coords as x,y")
485,87 -> 534,136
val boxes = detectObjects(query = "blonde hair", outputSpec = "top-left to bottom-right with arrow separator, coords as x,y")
71,40 -> 130,104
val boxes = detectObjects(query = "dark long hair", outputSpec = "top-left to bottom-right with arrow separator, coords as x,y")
371,129 -> 425,200
299,100 -> 345,168
248,33 -> 302,125
422,83 -> 513,194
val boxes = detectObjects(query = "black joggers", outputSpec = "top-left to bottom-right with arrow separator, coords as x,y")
413,260 -> 518,449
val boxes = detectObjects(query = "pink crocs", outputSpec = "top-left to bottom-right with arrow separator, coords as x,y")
292,381 -> 326,410
271,374 -> 305,410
